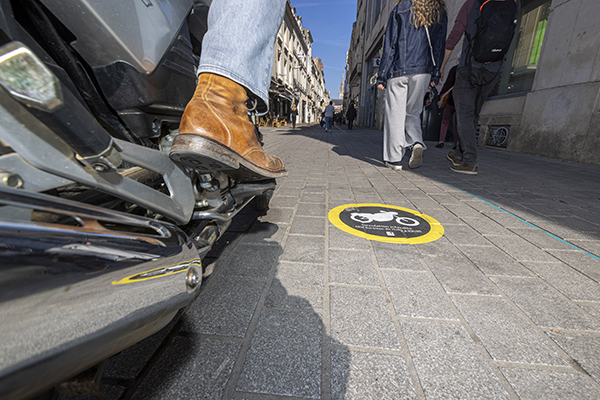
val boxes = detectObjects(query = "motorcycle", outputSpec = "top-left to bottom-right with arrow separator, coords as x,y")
0,1 -> 277,398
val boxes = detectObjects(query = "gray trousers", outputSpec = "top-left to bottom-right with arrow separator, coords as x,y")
453,66 -> 501,167
383,74 -> 430,163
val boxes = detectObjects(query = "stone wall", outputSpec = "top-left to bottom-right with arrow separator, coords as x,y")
481,0 -> 600,166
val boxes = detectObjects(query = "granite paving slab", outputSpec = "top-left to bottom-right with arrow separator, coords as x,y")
457,244 -> 534,277
180,276 -> 266,337
266,262 -> 324,310
236,309 -> 323,398
499,367 -> 600,399
548,331 -> 600,386
371,241 -> 425,270
491,277 -> 600,331
451,295 -> 569,365
401,321 -> 511,400
329,249 -> 380,287
129,336 -> 241,400
382,269 -> 458,320
423,256 -> 500,295
290,216 -> 327,236
280,235 -> 326,264
330,349 -> 418,400
329,285 -> 400,349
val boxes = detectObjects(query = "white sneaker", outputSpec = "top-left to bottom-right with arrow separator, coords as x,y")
409,144 -> 423,169
384,161 -> 402,171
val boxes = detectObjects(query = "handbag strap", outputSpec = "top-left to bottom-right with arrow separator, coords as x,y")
425,26 -> 436,67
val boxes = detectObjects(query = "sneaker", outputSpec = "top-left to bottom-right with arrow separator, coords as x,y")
409,143 -> 423,169
451,162 -> 478,175
446,150 -> 462,166
435,142 -> 444,148
384,161 -> 402,171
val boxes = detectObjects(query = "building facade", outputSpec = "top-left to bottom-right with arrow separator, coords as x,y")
345,0 -> 600,165
270,2 -> 328,125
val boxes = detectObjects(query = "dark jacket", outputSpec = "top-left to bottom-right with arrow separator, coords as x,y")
346,106 -> 357,120
377,0 -> 447,87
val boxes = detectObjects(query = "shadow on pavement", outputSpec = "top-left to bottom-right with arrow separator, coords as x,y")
116,217 -> 351,399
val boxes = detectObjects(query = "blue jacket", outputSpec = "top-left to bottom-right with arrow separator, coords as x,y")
377,0 -> 447,87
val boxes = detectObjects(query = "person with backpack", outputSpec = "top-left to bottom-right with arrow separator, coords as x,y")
377,0 -> 447,171
439,0 -> 519,174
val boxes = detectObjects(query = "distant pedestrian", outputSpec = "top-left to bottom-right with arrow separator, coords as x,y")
377,0 -> 447,171
346,104 -> 357,130
324,101 -> 335,132
290,103 -> 298,129
436,64 -> 457,148
440,0 -> 520,174
335,112 -> 343,126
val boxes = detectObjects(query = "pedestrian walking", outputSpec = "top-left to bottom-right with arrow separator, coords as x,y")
346,104 -> 357,130
440,0 -> 519,174
290,103 -> 298,128
377,0 -> 447,171
324,101 -> 335,132
436,64 -> 458,148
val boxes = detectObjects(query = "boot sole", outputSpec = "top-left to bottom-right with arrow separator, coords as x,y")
409,146 -> 423,169
170,134 -> 287,182
446,153 -> 461,166
451,167 -> 478,175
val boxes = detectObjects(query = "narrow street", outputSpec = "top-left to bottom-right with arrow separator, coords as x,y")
67,123 -> 600,400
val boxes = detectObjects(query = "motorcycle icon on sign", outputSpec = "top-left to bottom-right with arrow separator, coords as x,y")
350,211 -> 419,226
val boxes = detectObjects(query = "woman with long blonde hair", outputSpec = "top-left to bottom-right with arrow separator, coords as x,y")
377,0 -> 447,170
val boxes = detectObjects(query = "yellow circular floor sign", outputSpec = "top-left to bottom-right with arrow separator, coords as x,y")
328,203 -> 444,244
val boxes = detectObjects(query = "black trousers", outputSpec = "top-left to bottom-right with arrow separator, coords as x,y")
453,66 -> 500,166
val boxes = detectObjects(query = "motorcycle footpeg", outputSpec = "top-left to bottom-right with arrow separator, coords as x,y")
169,134 -> 287,183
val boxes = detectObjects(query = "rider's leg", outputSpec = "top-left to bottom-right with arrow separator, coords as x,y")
170,0 -> 287,181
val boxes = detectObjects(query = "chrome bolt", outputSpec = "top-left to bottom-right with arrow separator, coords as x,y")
0,172 -> 23,188
195,199 -> 209,208
152,119 -> 161,133
92,163 -> 109,173
186,267 -> 201,290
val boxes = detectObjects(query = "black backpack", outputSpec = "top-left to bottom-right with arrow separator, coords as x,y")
468,0 -> 518,63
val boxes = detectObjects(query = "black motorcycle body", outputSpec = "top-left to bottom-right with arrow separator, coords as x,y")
0,1 -> 275,398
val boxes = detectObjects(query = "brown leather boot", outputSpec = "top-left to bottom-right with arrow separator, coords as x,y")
170,73 -> 286,182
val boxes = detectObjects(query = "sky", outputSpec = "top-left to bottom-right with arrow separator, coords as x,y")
290,0 -> 357,99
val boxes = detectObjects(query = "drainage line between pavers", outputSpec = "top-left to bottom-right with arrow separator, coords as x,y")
421,169 -> 600,263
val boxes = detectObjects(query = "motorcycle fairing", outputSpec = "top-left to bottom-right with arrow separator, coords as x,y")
39,0 -> 194,74
4,0 -> 209,141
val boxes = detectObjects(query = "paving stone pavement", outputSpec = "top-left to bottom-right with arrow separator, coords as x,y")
64,124 -> 600,400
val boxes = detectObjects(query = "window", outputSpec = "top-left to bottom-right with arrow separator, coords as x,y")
366,0 -> 383,36
492,0 -> 551,96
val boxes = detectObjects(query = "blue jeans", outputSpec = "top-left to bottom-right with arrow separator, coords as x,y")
198,0 -> 286,114
325,117 -> 333,130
